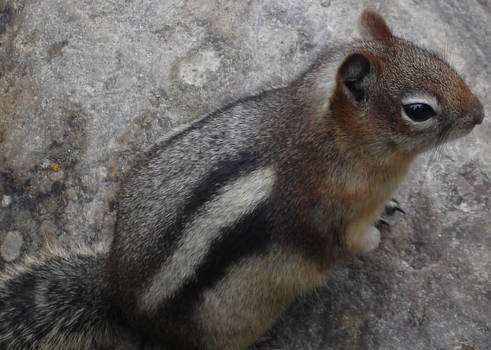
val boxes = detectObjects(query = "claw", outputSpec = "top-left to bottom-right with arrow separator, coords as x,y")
376,219 -> 390,231
394,206 -> 405,214
385,198 -> 405,215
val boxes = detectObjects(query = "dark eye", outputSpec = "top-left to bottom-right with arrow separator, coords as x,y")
402,103 -> 436,122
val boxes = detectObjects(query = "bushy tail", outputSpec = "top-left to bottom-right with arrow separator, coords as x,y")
0,244 -> 119,350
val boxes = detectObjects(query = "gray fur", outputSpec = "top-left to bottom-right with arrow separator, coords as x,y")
0,245 -> 121,349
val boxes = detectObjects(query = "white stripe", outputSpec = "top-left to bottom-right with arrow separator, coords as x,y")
138,166 -> 276,312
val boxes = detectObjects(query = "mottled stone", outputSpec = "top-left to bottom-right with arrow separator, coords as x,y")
1,231 -> 23,262
14,209 -> 34,232
48,168 -> 64,182
39,220 -> 57,237
177,48 -> 222,87
0,0 -> 489,349
1,194 -> 11,207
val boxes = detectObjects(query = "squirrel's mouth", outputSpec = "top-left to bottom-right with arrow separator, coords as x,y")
442,120 -> 478,144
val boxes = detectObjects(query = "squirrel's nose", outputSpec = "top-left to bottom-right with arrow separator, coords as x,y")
472,99 -> 484,125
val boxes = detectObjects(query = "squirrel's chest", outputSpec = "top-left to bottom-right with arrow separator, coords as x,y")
340,163 -> 410,253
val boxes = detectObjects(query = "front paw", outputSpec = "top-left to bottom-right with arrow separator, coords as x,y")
360,226 -> 381,253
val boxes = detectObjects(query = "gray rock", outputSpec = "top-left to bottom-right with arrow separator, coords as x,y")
1,231 -> 23,262
1,194 -> 11,207
0,0 -> 489,349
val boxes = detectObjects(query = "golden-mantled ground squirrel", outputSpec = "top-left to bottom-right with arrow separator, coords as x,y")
0,9 -> 484,350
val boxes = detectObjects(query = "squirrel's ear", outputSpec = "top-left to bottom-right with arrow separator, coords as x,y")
358,9 -> 393,41
338,52 -> 375,102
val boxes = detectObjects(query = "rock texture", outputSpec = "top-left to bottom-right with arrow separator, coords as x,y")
0,0 -> 489,349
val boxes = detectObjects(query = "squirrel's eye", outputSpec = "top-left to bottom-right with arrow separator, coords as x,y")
402,103 -> 436,122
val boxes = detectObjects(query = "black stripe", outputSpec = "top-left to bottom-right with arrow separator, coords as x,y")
182,151 -> 260,219
139,201 -> 274,347
110,151 -> 265,338
150,150 -> 262,272
172,200 -> 273,308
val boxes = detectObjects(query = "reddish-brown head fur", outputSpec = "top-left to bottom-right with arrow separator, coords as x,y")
324,9 -> 484,164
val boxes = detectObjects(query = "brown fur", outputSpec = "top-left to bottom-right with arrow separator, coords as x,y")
358,9 -> 393,41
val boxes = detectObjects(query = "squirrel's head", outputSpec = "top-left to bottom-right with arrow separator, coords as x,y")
324,9 -> 484,161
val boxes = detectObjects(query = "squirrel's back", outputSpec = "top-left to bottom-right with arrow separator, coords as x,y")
109,88 -> 302,348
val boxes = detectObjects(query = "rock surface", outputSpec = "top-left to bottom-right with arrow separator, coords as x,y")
0,0 -> 489,349
0,231 -> 23,262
